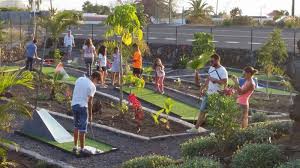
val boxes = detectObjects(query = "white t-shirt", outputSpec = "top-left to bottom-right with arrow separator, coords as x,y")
71,77 -> 96,107
64,35 -> 74,47
207,66 -> 228,95
98,53 -> 107,67
82,45 -> 95,58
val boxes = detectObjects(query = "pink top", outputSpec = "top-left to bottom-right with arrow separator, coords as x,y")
156,66 -> 165,77
237,79 -> 255,106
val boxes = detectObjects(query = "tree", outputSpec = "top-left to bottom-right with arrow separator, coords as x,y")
257,28 -> 288,97
269,10 -> 289,21
105,4 -> 143,111
39,11 -> 81,49
230,7 -> 242,18
189,32 -> 215,85
138,0 -> 174,20
133,2 -> 148,27
0,70 -> 33,166
28,0 -> 42,11
82,1 -> 111,15
186,0 -> 213,24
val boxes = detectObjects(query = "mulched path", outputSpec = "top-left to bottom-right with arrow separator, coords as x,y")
3,114 -> 197,168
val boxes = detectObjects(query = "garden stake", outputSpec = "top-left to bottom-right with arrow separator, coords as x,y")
90,122 -> 95,140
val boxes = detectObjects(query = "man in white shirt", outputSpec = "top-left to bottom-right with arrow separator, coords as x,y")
187,53 -> 228,133
64,30 -> 75,63
71,71 -> 100,155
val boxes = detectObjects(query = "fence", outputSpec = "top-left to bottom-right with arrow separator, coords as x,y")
67,24 -> 300,57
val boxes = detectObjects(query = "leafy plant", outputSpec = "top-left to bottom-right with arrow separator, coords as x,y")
257,28 -> 288,98
110,102 -> 129,115
122,154 -> 174,168
251,112 -> 268,123
143,67 -> 153,82
39,11 -> 81,49
207,93 -> 240,141
181,135 -> 218,157
128,93 -> 144,132
0,70 -> 33,166
152,98 -> 173,129
165,157 -> 222,168
231,143 -> 284,168
276,159 -> 300,168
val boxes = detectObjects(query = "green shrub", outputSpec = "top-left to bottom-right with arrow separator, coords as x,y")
251,112 -> 268,123
181,135 -> 218,157
165,157 -> 222,168
252,121 -> 292,137
227,127 -> 274,150
223,18 -> 232,26
232,143 -> 284,168
207,94 -> 240,141
232,16 -> 253,26
122,155 -> 174,168
276,159 -> 300,168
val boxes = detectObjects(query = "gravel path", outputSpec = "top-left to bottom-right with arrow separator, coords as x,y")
4,114 -> 197,168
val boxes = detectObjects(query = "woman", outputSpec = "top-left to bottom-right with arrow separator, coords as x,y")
232,66 -> 257,128
98,45 -> 107,88
82,38 -> 97,77
111,47 -> 121,86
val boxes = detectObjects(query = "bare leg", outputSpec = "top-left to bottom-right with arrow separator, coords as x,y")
195,112 -> 206,129
79,132 -> 85,149
241,105 -> 249,128
74,128 -> 79,147
159,76 -> 165,93
112,72 -> 116,85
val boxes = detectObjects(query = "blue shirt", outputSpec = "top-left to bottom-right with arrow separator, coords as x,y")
26,42 -> 37,58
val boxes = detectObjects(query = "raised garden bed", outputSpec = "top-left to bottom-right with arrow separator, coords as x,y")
8,69 -> 195,139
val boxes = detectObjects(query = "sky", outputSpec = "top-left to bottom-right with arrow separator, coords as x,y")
10,0 -> 300,16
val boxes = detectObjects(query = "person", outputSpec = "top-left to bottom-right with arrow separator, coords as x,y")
71,71 -> 100,155
232,66 -> 257,128
64,30 -> 75,63
82,38 -> 97,77
132,43 -> 142,78
153,58 -> 165,94
25,39 -> 38,71
98,45 -> 108,88
111,47 -> 121,86
187,53 -> 228,133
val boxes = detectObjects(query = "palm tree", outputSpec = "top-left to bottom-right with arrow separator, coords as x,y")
0,70 -> 33,166
187,0 -> 214,18
28,0 -> 42,11
39,11 -> 81,50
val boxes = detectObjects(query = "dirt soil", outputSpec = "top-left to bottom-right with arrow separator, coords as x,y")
164,80 -> 292,113
9,78 -> 188,137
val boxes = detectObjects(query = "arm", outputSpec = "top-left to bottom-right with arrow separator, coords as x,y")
72,36 -> 75,47
88,96 -> 93,122
200,77 -> 210,96
234,80 -> 254,95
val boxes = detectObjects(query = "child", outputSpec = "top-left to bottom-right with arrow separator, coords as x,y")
82,38 -> 96,77
111,47 -> 121,86
132,43 -> 142,78
153,58 -> 165,94
98,45 -> 108,88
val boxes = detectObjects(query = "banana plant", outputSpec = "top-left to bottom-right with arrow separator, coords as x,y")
188,52 -> 211,86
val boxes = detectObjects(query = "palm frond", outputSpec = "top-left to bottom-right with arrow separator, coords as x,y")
0,71 -> 34,95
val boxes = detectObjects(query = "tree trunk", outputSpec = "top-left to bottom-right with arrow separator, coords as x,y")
119,41 -> 124,114
195,70 -> 200,86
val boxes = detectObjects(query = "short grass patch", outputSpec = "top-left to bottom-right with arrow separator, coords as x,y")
123,87 -> 199,120
0,66 -> 20,72
42,67 -> 77,84
18,131 -> 115,154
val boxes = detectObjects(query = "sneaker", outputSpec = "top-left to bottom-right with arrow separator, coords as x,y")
79,148 -> 92,157
72,146 -> 79,153
186,127 -> 199,133
161,91 -> 165,95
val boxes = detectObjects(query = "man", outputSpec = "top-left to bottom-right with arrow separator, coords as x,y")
64,30 -> 75,63
25,39 -> 38,71
132,43 -> 142,78
71,71 -> 100,155
187,53 -> 228,133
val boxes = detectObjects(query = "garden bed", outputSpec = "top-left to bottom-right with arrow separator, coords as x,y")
8,74 -> 192,138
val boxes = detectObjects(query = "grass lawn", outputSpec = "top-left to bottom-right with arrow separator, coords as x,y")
227,69 -> 281,81
0,66 -> 20,72
42,67 -> 77,84
19,131 -> 114,154
123,87 -> 199,120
